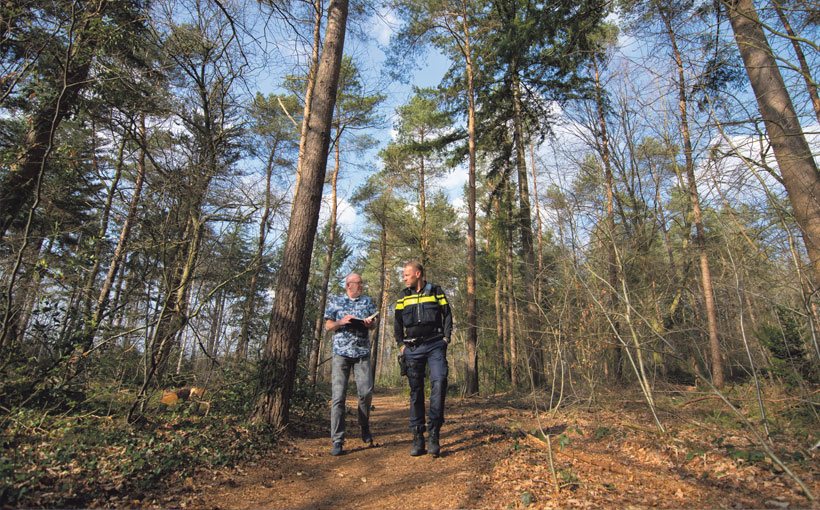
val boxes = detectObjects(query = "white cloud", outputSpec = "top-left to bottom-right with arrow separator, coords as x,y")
372,8 -> 398,47
699,124 -> 820,206
318,194 -> 358,232
336,198 -> 358,230
442,168 -> 468,201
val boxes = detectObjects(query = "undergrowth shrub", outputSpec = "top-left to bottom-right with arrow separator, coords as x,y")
755,306 -> 817,388
0,356 -> 327,508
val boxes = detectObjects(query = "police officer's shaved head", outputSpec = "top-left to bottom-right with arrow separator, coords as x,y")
404,261 -> 424,276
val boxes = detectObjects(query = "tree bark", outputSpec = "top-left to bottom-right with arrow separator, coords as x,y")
593,57 -> 622,381
88,119 -> 147,343
254,0 -> 349,428
81,126 -> 124,325
371,182 -> 395,381
292,0 -> 324,200
0,2 -> 109,241
308,128 -> 341,385
659,4 -> 724,388
529,143 -> 544,303
772,0 -> 820,126
418,150 -> 428,267
495,238 -> 509,379
461,0 -> 479,395
505,222 -> 519,387
237,141 -> 278,360
511,73 -> 544,386
727,0 -> 820,289
374,249 -> 392,380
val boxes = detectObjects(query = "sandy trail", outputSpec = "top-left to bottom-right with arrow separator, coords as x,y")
199,391 -> 508,510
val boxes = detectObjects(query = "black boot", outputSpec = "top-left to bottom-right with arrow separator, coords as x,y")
427,424 -> 441,457
410,425 -> 427,456
361,425 -> 373,446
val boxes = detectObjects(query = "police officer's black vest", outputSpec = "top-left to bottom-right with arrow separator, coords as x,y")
399,283 -> 445,340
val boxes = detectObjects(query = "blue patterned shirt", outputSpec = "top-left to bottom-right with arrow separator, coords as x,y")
324,294 -> 377,358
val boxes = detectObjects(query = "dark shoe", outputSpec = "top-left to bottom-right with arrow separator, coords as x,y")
331,442 -> 343,456
361,425 -> 373,446
427,426 -> 440,457
410,425 -> 427,456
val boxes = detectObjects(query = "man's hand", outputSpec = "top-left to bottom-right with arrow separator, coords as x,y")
400,344 -> 405,354
363,317 -> 377,329
325,315 -> 355,332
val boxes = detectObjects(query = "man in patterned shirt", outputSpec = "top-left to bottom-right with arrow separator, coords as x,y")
324,273 -> 378,456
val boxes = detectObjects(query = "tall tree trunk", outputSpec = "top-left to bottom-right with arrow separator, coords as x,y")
593,57 -> 622,381
375,250 -> 393,380
254,0 -> 349,428
111,251 -> 128,331
370,223 -> 390,381
529,143 -> 544,303
505,225 -> 519,387
659,5 -> 724,388
461,1 -> 479,395
0,2 -> 109,241
292,0 -> 324,199
309,130 -> 341,385
727,0 -> 820,289
772,0 -> 820,126
495,239 -> 508,379
85,118 -> 147,349
237,142 -> 278,360
419,151 -> 428,267
510,72 -> 544,386
372,182 -> 395,380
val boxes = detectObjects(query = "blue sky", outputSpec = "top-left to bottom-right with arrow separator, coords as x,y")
317,8 -> 468,236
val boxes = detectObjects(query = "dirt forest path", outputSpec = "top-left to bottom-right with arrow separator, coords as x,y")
177,389 -> 819,510
196,391 -> 506,510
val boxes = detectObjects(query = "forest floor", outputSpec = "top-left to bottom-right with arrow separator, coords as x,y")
159,386 -> 820,510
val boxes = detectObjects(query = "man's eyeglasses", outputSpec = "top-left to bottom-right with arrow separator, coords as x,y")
347,281 -> 363,286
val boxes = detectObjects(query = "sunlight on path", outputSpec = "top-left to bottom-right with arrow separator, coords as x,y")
201,393 -> 502,510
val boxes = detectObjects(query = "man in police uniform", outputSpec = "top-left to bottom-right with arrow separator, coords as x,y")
394,261 -> 453,457
324,273 -> 378,456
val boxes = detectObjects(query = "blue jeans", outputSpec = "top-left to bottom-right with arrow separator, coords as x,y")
331,354 -> 373,444
403,339 -> 448,428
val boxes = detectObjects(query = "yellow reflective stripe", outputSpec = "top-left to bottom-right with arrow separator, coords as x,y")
397,291 -> 447,310
402,295 -> 438,306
